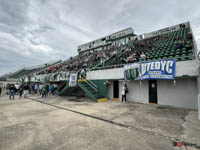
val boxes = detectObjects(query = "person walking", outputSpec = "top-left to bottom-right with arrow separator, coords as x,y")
42,84 -> 47,98
34,83 -> 38,95
0,83 -> 2,96
15,83 -> 19,95
9,84 -> 16,100
39,83 -> 43,95
19,85 -> 24,99
6,84 -> 10,95
24,84 -> 29,98
46,83 -> 49,97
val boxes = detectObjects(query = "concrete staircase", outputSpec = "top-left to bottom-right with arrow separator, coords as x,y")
57,81 -> 69,96
78,79 -> 107,102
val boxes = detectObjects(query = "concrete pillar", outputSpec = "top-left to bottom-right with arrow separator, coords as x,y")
198,70 -> 200,120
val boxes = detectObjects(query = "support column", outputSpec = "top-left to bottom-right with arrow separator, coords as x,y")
198,73 -> 200,120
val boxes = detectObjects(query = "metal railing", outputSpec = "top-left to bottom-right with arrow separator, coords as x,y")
57,81 -> 67,92
81,74 -> 97,90
80,74 -> 99,98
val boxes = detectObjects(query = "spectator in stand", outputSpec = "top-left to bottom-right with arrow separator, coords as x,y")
127,52 -> 137,63
181,40 -> 186,48
187,32 -> 192,40
140,52 -> 146,61
9,84 -> 16,100
138,41 -> 141,47
80,68 -> 86,79
49,66 -> 53,72
152,47 -> 156,51
100,57 -> 105,66
175,40 -> 182,49
186,40 -> 192,50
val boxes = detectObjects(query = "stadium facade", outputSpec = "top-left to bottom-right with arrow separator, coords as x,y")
2,21 -> 200,110
85,22 -> 199,109
77,27 -> 137,55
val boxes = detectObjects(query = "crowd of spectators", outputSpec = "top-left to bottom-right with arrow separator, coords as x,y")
108,24 -> 193,65
4,82 -> 58,100
25,23 -> 193,76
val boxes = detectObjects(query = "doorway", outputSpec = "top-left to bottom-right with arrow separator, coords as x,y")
149,80 -> 158,103
113,80 -> 119,98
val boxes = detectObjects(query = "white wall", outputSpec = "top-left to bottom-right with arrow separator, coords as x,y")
107,81 -> 113,99
87,68 -> 124,80
175,60 -> 199,77
119,80 -> 149,104
108,78 -> 198,109
157,78 -> 198,109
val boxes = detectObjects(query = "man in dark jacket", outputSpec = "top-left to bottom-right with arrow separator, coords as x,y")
9,84 -> 16,100
23,84 -> 29,98
0,83 -> 2,96
19,85 -> 24,99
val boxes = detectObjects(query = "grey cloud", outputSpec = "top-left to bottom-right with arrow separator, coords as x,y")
0,0 -> 29,30
0,0 -> 200,76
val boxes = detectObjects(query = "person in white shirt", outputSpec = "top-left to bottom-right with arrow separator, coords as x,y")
15,83 -> 20,95
39,83 -> 43,95
121,82 -> 128,102
140,52 -> 146,61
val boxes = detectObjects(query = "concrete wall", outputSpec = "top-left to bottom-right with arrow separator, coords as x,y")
108,78 -> 198,109
157,78 -> 198,109
87,68 -> 124,80
119,80 -> 149,103
107,81 -> 113,99
175,60 -> 199,77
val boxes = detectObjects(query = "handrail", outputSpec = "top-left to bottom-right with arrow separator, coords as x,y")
81,74 -> 98,91
58,81 -> 66,92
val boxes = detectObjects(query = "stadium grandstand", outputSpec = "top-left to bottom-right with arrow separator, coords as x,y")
2,21 -> 200,109
0,60 -> 62,83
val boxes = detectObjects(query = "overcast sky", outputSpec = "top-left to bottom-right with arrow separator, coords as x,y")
0,0 -> 200,76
